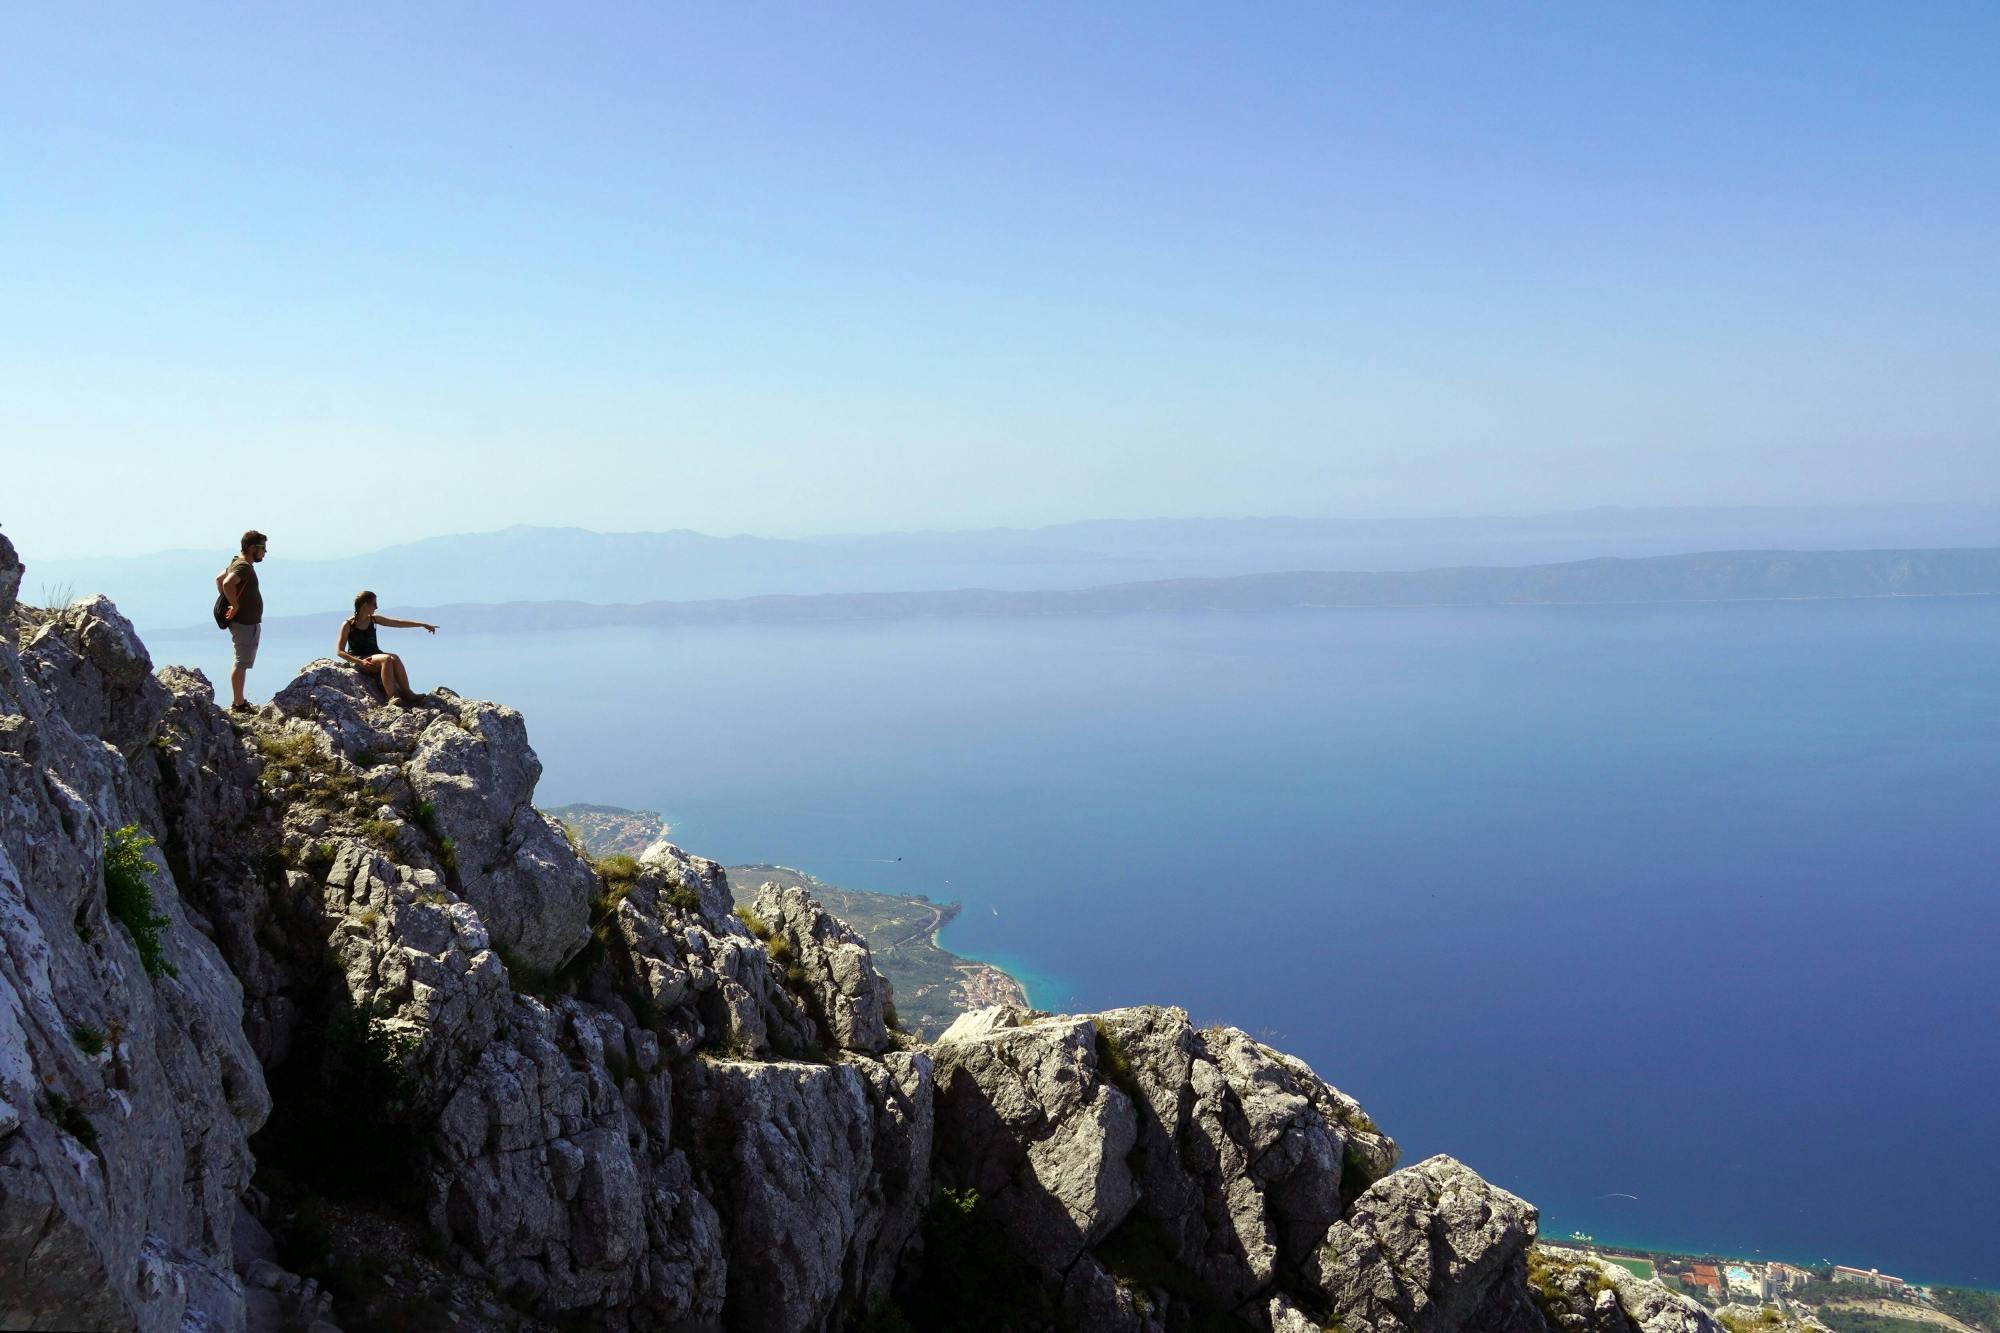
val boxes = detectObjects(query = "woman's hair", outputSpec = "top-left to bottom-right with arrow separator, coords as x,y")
354,590 -> 377,614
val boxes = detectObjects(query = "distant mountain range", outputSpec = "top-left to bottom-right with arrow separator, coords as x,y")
151,546 -> 2000,637
30,504 -> 2000,630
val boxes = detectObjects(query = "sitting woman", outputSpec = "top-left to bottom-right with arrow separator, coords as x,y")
336,590 -> 438,704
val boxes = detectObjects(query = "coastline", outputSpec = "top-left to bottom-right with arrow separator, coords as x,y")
1541,1215 -> 1999,1295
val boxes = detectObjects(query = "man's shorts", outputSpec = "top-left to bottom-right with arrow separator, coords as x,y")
230,622 -> 261,669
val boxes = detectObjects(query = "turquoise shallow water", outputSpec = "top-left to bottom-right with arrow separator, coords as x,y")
215,598 -> 2000,1286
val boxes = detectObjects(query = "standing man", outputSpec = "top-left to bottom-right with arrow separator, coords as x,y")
216,529 -> 268,713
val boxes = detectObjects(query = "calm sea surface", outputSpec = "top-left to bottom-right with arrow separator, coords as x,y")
223,600 -> 2000,1285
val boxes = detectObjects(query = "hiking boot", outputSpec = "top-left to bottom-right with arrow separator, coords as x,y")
230,702 -> 255,715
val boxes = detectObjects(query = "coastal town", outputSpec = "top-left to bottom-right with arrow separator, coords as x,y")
1556,1235 -> 1997,1333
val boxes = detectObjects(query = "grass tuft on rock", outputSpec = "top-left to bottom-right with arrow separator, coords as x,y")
734,906 -> 772,940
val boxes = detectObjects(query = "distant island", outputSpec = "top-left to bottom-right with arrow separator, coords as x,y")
543,804 -> 1026,1037
165,546 -> 2000,637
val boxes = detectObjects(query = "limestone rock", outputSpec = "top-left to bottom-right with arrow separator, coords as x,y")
749,881 -> 892,1055
428,996 -> 728,1325
1313,1154 -> 1542,1333
1062,1252 -> 1167,1333
0,593 -> 269,1332
1092,1006 -> 1398,1309
405,700 -> 594,973
931,1005 -> 1138,1273
272,662 -> 594,972
678,1049 -> 934,1333
20,595 -> 171,758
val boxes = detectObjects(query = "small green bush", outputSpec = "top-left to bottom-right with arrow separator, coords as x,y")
303,841 -> 338,873
42,1090 -> 98,1150
882,1186 -> 1053,1330
734,906 -> 772,940
71,1024 -> 106,1056
436,837 -> 457,873
411,801 -> 440,837
103,824 -> 175,978
360,818 -> 401,848
1091,1020 -> 1140,1102
665,881 -> 702,913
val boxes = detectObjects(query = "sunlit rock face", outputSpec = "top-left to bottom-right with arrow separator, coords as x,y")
0,531 -> 1569,1332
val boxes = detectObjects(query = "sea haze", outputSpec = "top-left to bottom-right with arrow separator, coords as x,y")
222,599 -> 2000,1286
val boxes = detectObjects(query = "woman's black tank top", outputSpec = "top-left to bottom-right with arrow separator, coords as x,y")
348,620 -> 381,658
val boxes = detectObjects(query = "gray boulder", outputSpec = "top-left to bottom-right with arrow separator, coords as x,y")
1094,1006 -> 1399,1308
429,995 -> 728,1325
678,1050 -> 934,1333
749,881 -> 892,1055
403,696 -> 594,972
931,1005 -> 1139,1273
1314,1154 -> 1542,1333
19,595 -> 171,758
272,662 -> 595,972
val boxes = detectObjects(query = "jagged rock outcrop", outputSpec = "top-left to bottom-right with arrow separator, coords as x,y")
749,881 -> 892,1055
0,540 -> 272,1332
932,1005 -> 1141,1273
1314,1154 -> 1542,1333
679,1050 -> 933,1332
0,536 -> 1582,1333
275,662 -> 594,972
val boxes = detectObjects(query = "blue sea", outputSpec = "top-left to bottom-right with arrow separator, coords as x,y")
223,599 -> 2000,1286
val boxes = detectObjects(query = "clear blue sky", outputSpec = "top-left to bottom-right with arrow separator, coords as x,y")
4,3 -> 1997,558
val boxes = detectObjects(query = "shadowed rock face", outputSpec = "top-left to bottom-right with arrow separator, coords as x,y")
0,549 -> 1568,1333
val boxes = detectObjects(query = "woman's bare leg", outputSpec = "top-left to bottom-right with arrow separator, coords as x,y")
388,655 -> 414,699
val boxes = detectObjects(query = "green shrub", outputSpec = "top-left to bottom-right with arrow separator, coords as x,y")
258,1000 -> 421,1207
303,841 -> 338,873
665,881 -> 702,913
884,1186 -> 1054,1330
1340,1144 -> 1380,1201
734,906 -> 772,940
41,1090 -> 98,1150
103,824 -> 175,978
1092,1019 -> 1141,1102
71,1024 -> 106,1056
436,837 -> 457,873
360,818 -> 401,848
411,801 -> 440,837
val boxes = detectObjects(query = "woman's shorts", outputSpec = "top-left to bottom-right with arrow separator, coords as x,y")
229,622 -> 261,669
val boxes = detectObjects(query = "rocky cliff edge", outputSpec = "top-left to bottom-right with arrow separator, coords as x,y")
0,535 -> 1716,1333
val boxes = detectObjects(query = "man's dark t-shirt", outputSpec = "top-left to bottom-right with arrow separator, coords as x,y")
225,556 -> 263,625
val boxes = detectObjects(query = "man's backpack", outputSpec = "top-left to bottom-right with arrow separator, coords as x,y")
213,559 -> 236,630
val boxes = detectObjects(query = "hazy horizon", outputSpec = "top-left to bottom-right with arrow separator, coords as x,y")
8,5 -> 1999,560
